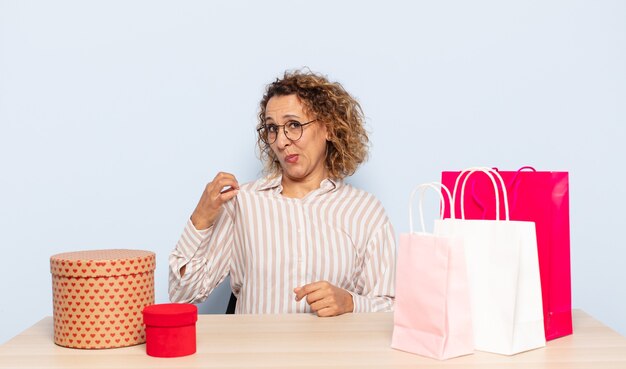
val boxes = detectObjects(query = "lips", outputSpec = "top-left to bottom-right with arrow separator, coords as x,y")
284,154 -> 299,164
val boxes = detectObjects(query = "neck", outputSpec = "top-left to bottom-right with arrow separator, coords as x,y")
280,169 -> 329,199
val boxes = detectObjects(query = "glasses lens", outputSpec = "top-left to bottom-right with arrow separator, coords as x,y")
260,125 -> 278,144
285,121 -> 304,141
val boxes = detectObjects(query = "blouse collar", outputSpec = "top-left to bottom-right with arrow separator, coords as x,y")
257,174 -> 341,196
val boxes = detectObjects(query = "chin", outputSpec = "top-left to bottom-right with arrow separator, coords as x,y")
283,168 -> 308,181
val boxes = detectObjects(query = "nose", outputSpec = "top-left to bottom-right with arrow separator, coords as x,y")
274,127 -> 291,149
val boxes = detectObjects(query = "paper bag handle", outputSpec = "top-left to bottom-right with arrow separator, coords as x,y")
452,167 -> 510,221
470,166 -> 536,218
409,182 -> 453,233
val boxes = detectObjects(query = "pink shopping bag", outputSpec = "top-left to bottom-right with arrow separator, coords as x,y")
391,183 -> 473,360
441,166 -> 572,341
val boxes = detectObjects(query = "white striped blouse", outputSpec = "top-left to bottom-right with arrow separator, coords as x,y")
168,175 -> 396,313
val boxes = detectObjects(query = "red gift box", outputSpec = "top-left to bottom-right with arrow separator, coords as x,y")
142,303 -> 198,357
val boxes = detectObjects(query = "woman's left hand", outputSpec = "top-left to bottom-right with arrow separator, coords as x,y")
294,281 -> 354,317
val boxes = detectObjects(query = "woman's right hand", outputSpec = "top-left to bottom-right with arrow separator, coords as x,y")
190,172 -> 240,230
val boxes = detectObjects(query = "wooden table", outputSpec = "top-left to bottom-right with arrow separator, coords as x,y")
1,310 -> 625,368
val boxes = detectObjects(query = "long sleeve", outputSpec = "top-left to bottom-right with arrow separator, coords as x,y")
168,206 -> 235,304
350,220 -> 396,313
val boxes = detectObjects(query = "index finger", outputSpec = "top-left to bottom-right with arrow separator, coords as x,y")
213,172 -> 240,188
211,174 -> 240,195
294,281 -> 326,301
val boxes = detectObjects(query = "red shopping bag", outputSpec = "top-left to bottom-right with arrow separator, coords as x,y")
441,166 -> 572,341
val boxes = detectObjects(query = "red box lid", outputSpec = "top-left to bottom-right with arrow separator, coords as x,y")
142,303 -> 197,327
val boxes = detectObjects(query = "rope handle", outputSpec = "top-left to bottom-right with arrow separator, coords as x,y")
409,182 -> 453,233
451,167 -> 510,221
469,166 -> 536,218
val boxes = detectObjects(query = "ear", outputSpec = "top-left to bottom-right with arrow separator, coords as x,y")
324,124 -> 330,141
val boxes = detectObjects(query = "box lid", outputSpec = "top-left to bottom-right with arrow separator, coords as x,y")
50,249 -> 155,278
143,303 -> 198,327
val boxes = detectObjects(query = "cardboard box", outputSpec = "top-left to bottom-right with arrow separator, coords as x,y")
50,249 -> 156,349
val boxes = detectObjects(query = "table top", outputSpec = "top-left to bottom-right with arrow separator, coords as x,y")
1,309 -> 625,368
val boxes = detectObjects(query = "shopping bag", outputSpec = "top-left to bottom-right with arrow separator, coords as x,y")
441,166 -> 571,340
392,183 -> 473,360
434,167 -> 545,355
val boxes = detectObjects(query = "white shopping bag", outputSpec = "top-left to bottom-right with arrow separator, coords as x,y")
433,167 -> 545,355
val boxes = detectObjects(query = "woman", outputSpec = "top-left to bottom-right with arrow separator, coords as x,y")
169,70 -> 395,316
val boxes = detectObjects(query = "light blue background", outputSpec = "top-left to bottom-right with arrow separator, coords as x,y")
1,0 -> 625,344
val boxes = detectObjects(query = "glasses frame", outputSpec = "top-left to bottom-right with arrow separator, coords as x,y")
257,119 -> 318,145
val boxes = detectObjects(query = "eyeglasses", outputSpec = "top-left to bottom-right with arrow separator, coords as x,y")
257,119 -> 318,145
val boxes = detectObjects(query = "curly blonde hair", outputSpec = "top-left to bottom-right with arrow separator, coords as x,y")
257,70 -> 369,180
